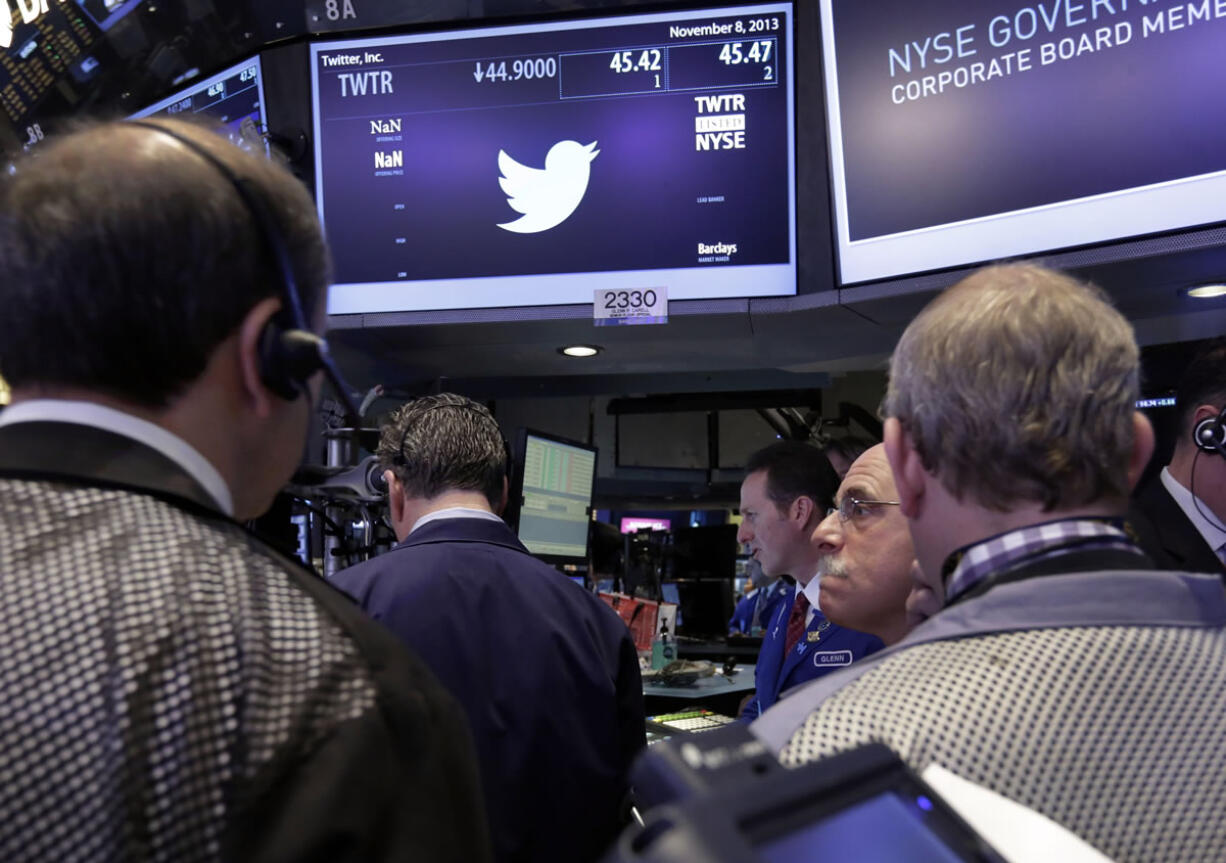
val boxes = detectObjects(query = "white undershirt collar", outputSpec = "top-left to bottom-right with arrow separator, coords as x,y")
409,505 -> 504,535
0,399 -> 234,516
801,569 -> 822,622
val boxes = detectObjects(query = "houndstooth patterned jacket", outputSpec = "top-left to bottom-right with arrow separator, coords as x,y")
0,420 -> 489,863
752,560 -> 1226,863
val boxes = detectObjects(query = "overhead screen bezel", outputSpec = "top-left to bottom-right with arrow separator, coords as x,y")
819,0 -> 1226,287
129,54 -> 267,144
308,1 -> 799,315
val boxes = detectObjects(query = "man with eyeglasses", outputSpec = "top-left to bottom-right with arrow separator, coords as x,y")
815,445 -> 917,647
736,441 -> 883,722
752,263 -> 1226,862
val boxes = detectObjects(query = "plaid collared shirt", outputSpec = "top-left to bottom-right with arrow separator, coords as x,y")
944,518 -> 1146,602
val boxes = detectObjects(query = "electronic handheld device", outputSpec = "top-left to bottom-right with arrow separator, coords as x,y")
309,2 -> 797,314
616,725 -> 1006,862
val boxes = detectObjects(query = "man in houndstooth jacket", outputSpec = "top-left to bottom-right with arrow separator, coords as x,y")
753,263 -> 1226,862
0,119 -> 490,862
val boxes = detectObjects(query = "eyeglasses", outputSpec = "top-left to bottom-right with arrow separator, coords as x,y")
826,496 -> 901,524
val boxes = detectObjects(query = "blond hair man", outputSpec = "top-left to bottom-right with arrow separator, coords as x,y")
753,263 -> 1226,862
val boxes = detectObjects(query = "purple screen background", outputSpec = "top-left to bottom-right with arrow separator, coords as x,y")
830,0 -> 1226,240
314,9 -> 791,285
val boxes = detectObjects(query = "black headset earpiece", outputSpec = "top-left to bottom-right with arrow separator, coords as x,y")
126,120 -> 360,419
1193,408 -> 1226,457
258,326 -> 327,401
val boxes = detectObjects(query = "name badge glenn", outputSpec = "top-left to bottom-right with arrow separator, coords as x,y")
813,650 -> 853,668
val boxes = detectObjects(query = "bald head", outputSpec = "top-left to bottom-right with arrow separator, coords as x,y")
815,445 -> 917,645
0,118 -> 329,408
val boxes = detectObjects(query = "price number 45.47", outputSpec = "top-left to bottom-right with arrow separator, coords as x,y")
718,40 -> 772,65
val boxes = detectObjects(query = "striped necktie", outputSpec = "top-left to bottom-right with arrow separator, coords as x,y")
784,592 -> 810,654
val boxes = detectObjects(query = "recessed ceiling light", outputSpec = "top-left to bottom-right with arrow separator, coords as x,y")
1186,283 -> 1226,299
559,344 -> 601,358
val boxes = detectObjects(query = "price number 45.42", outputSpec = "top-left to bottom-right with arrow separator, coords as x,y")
609,48 -> 662,74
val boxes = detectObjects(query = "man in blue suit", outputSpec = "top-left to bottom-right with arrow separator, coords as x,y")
332,395 -> 645,863
728,561 -> 788,636
737,442 -> 883,721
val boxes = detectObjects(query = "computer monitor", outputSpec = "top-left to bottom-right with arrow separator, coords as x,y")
75,0 -> 142,32
509,429 -> 598,565
129,56 -> 267,152
309,2 -> 797,314
621,517 -> 672,534
671,580 -> 734,640
670,524 -> 738,581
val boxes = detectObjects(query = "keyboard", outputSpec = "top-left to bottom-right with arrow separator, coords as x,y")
647,708 -> 738,733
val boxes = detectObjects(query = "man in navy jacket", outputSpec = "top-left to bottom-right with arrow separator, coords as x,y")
333,395 -> 644,863
737,442 -> 883,721
1129,340 -> 1226,579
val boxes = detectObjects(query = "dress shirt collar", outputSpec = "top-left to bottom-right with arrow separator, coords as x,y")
409,505 -> 504,535
1160,467 -> 1226,561
944,517 -> 1143,603
0,399 -> 233,515
801,570 -> 822,614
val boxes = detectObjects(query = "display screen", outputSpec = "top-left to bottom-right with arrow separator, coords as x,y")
821,0 -> 1226,284
758,791 -> 967,862
310,3 -> 796,313
620,517 -> 672,534
130,56 -> 266,151
518,433 -> 597,560
74,0 -> 142,33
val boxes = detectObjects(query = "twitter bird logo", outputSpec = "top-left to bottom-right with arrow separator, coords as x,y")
497,140 -> 599,234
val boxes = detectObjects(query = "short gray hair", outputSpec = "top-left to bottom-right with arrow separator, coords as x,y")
377,394 -> 506,506
882,263 -> 1140,511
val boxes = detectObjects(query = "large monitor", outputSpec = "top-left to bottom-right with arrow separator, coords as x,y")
310,2 -> 797,314
511,430 -> 598,564
620,517 -> 672,534
130,56 -> 266,151
820,0 -> 1226,285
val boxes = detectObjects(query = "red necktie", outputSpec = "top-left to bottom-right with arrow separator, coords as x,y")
784,592 -> 810,654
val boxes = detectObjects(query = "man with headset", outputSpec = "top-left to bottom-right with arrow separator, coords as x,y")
332,393 -> 645,863
1130,340 -> 1226,577
0,119 -> 489,861
753,263 -> 1226,862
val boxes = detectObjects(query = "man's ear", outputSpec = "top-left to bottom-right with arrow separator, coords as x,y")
789,494 -> 815,528
495,475 -> 509,516
385,471 -> 405,524
1127,411 -> 1156,491
1191,404 -> 1221,446
884,417 -> 926,519
236,297 -> 284,419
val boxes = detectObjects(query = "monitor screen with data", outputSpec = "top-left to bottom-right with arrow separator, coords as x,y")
515,431 -> 598,562
310,2 -> 796,313
130,56 -> 266,151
